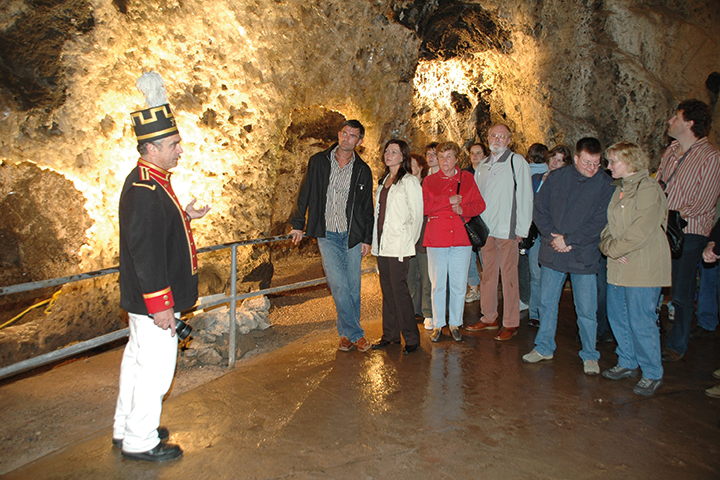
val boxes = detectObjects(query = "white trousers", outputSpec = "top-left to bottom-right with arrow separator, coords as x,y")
113,312 -> 178,453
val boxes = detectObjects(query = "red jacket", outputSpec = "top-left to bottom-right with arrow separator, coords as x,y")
423,168 -> 486,247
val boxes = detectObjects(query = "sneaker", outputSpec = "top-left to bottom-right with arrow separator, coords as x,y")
424,318 -> 434,331
465,320 -> 499,332
519,300 -> 529,311
527,318 -> 540,328
713,369 -> 720,380
355,336 -> 371,353
450,326 -> 462,342
602,365 -> 639,380
583,360 -> 600,375
494,327 -> 518,341
522,349 -> 553,363
430,328 -> 441,342
465,289 -> 481,303
633,377 -> 663,396
706,385 -> 720,398
338,336 -> 353,352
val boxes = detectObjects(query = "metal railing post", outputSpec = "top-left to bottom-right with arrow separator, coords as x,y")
228,244 -> 238,369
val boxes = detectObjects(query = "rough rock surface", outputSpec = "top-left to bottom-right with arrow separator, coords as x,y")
179,295 -> 272,368
0,0 -> 718,362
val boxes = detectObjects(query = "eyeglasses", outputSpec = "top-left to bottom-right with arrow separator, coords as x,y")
580,159 -> 601,168
489,133 -> 509,140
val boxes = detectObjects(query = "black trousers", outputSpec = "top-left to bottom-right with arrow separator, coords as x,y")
378,256 -> 420,346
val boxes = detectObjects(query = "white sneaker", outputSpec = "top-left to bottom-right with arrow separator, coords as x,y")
424,318 -> 433,330
519,300 -> 529,311
522,349 -> 553,363
583,360 -> 600,375
465,289 -> 481,303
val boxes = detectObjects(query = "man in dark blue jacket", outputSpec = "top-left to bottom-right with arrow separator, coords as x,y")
289,120 -> 374,353
522,137 -> 614,375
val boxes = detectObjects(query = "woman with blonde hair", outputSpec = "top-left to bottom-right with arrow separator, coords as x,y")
599,141 -> 670,396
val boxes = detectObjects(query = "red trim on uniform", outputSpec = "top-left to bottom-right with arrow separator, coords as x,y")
143,287 -> 175,314
136,159 -> 199,275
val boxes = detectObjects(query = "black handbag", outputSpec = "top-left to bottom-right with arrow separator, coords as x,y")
657,150 -> 692,260
463,214 -> 490,251
457,180 -> 489,251
665,209 -> 687,259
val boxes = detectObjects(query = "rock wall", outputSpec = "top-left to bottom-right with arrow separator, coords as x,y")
0,0 -> 718,365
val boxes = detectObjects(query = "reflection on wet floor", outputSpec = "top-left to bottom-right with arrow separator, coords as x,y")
4,289 -> 720,479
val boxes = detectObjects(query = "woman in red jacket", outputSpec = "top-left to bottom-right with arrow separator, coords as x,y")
423,142 -> 486,342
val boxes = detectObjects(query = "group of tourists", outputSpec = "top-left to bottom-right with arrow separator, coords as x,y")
289,99 -> 720,400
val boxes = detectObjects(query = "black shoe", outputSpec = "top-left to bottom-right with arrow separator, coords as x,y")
690,325 -> 715,339
527,318 -> 540,328
122,442 -> 183,462
113,426 -> 169,447
414,314 -> 424,322
372,339 -> 398,349
403,344 -> 419,354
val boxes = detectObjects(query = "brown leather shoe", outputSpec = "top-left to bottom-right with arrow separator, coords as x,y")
661,348 -> 683,362
338,336 -> 353,352
494,327 -> 518,341
465,320 -> 499,332
355,336 -> 371,352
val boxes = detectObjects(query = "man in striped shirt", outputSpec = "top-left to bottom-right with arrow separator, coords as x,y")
656,99 -> 720,361
290,120 -> 375,353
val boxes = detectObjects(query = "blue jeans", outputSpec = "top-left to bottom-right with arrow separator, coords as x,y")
427,246 -> 472,328
666,234 -> 707,355
607,285 -> 663,380
534,266 -> 599,361
317,231 -> 364,342
528,240 -> 541,319
696,261 -> 719,332
467,250 -> 482,288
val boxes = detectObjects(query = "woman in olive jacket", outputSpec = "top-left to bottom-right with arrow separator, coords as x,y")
599,142 -> 671,397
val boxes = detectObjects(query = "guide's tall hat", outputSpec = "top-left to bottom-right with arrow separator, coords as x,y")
130,72 -> 179,144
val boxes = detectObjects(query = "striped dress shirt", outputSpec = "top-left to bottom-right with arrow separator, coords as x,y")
656,137 -> 720,236
325,146 -> 355,233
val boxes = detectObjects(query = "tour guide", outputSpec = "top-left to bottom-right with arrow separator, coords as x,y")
113,72 -> 210,462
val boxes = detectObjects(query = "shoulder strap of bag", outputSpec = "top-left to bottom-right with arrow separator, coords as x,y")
457,173 -> 467,223
659,146 -> 693,192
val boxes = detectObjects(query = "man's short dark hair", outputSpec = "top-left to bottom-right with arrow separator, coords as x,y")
137,139 -> 163,155
425,141 -> 439,150
678,99 -> 713,138
342,119 -> 365,139
575,137 -> 602,156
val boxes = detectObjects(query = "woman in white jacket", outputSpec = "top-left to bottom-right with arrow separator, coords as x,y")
371,139 -> 424,354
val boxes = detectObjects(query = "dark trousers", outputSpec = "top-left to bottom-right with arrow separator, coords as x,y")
378,256 -> 420,346
666,234 -> 707,355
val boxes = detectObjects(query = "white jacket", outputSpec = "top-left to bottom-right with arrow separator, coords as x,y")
474,151 -> 533,239
371,173 -> 424,260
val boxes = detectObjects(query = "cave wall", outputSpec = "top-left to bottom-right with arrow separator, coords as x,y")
402,0 -> 720,163
0,0 -> 719,365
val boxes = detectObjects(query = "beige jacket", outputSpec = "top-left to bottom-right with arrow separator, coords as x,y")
599,170 -> 671,287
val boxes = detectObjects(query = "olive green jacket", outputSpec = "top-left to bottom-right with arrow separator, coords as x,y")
599,170 -> 671,287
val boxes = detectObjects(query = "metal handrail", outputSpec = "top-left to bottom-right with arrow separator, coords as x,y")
0,233 -> 379,381
0,234 -> 294,296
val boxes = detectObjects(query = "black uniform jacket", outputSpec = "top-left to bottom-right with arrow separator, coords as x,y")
289,143 -> 374,249
119,160 -> 199,315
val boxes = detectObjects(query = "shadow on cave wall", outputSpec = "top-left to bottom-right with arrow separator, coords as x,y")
0,0 -> 95,112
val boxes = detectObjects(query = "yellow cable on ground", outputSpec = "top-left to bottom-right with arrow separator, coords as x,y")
0,289 -> 62,330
